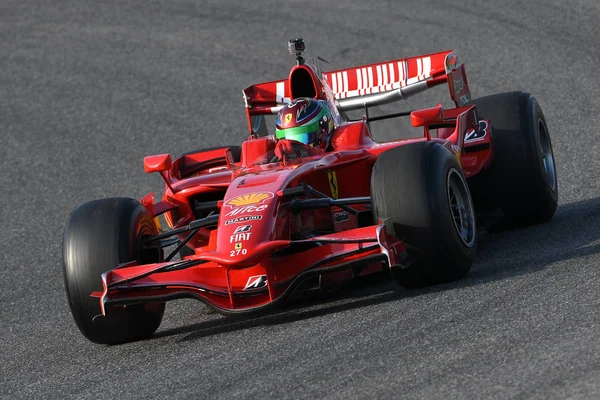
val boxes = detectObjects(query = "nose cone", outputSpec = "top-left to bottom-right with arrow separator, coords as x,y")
217,190 -> 278,261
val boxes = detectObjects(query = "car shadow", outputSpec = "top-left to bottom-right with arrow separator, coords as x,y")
152,276 -> 400,342
151,196 -> 600,343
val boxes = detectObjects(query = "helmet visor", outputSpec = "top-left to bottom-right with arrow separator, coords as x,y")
275,119 -> 320,145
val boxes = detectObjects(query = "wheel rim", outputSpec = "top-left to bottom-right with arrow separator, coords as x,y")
447,168 -> 476,248
538,118 -> 557,191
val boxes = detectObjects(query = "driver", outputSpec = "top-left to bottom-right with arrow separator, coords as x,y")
272,97 -> 335,161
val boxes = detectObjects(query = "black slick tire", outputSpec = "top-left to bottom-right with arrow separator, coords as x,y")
371,141 -> 477,288
469,92 -> 558,229
62,198 -> 165,344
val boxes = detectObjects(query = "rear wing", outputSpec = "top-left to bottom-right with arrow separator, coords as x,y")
242,50 -> 471,118
327,50 -> 471,111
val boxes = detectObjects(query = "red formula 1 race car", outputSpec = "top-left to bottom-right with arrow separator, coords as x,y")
63,39 -> 558,344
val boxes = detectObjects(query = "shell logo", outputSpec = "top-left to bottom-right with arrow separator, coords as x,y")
225,192 -> 274,208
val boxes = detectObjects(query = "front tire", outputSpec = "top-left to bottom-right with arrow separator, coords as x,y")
62,198 -> 165,344
371,142 -> 477,288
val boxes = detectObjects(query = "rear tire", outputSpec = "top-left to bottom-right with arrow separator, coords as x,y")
469,92 -> 558,230
371,142 -> 477,288
62,198 -> 165,344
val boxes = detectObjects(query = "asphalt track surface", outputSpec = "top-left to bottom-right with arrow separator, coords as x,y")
2,1 -> 600,399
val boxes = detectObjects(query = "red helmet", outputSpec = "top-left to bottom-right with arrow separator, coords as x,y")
275,98 -> 335,149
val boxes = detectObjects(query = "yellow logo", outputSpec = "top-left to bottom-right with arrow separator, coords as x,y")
285,113 -> 293,124
225,192 -> 274,208
451,144 -> 462,167
327,170 -> 338,199
235,243 -> 242,250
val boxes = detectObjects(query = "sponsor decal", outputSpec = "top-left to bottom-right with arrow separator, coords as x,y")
230,232 -> 251,244
233,225 -> 251,233
224,215 -> 263,225
243,275 -> 268,290
285,113 -> 293,124
327,170 -> 338,199
224,192 -> 273,208
234,243 -> 243,250
334,210 -> 349,223
460,93 -> 471,106
454,78 -> 465,93
465,120 -> 488,143
225,204 -> 268,216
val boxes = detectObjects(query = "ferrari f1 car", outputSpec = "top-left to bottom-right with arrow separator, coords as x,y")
63,39 -> 558,344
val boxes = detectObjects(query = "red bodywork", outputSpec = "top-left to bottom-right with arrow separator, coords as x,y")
95,50 -> 493,316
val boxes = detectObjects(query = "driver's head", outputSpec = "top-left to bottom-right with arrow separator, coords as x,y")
275,98 -> 334,149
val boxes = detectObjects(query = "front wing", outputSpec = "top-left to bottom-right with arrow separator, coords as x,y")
94,223 -> 406,317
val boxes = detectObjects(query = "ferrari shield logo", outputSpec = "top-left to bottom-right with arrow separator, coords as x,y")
327,170 -> 338,199
235,243 -> 242,250
285,113 -> 293,124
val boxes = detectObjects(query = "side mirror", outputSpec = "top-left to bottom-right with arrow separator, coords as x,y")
144,154 -> 172,173
410,104 -> 444,127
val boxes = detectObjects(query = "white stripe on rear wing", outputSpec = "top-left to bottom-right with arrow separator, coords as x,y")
336,79 -> 430,111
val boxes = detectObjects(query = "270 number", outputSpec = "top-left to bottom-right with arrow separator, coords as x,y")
230,249 -> 248,257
